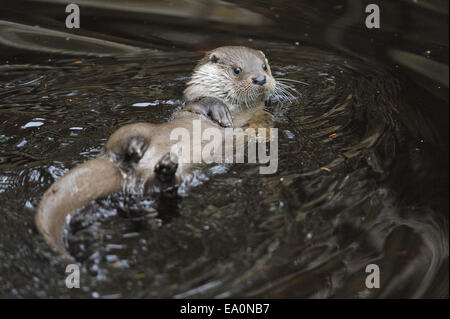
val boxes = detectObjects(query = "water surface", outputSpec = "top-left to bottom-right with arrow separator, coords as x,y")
0,0 -> 448,298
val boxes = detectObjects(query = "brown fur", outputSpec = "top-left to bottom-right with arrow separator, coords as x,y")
36,47 -> 276,259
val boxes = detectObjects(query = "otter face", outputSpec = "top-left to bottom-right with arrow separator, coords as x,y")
184,46 -> 276,110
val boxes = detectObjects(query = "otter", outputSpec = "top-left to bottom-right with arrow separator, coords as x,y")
35,46 -> 278,260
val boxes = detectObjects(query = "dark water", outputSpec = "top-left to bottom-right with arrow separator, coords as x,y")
0,0 -> 448,298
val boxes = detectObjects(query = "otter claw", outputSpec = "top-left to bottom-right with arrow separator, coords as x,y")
210,106 -> 232,128
154,152 -> 178,183
209,101 -> 232,127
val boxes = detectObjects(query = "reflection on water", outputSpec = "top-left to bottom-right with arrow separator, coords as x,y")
0,0 -> 447,298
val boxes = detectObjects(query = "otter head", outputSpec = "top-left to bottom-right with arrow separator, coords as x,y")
184,46 -> 276,110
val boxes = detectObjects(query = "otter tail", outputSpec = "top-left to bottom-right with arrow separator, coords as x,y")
35,156 -> 122,259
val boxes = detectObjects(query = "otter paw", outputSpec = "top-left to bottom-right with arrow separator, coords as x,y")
206,99 -> 233,128
124,136 -> 149,163
154,152 -> 178,183
186,97 -> 233,127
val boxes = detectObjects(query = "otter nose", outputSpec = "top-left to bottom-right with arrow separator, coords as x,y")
252,75 -> 266,86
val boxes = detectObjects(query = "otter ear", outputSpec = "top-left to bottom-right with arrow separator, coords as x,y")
258,50 -> 269,64
209,54 -> 219,63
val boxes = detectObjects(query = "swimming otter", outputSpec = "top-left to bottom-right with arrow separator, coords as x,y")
35,46 -> 278,260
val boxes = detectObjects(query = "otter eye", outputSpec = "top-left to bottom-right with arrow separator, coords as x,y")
262,64 -> 267,71
233,67 -> 242,75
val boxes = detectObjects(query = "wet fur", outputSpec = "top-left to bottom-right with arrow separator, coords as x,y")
35,46 -> 277,259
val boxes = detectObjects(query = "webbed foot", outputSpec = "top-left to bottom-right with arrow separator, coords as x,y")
154,152 -> 178,184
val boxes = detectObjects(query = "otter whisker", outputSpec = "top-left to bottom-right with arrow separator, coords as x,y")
272,85 -> 297,102
275,78 -> 309,86
275,83 -> 296,97
273,79 -> 301,101
276,84 -> 298,98
276,80 -> 299,91
270,91 -> 287,102
273,92 -> 290,102
279,84 -> 298,97
276,81 -> 298,90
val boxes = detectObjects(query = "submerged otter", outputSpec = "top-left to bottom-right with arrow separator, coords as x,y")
35,46 -> 280,260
